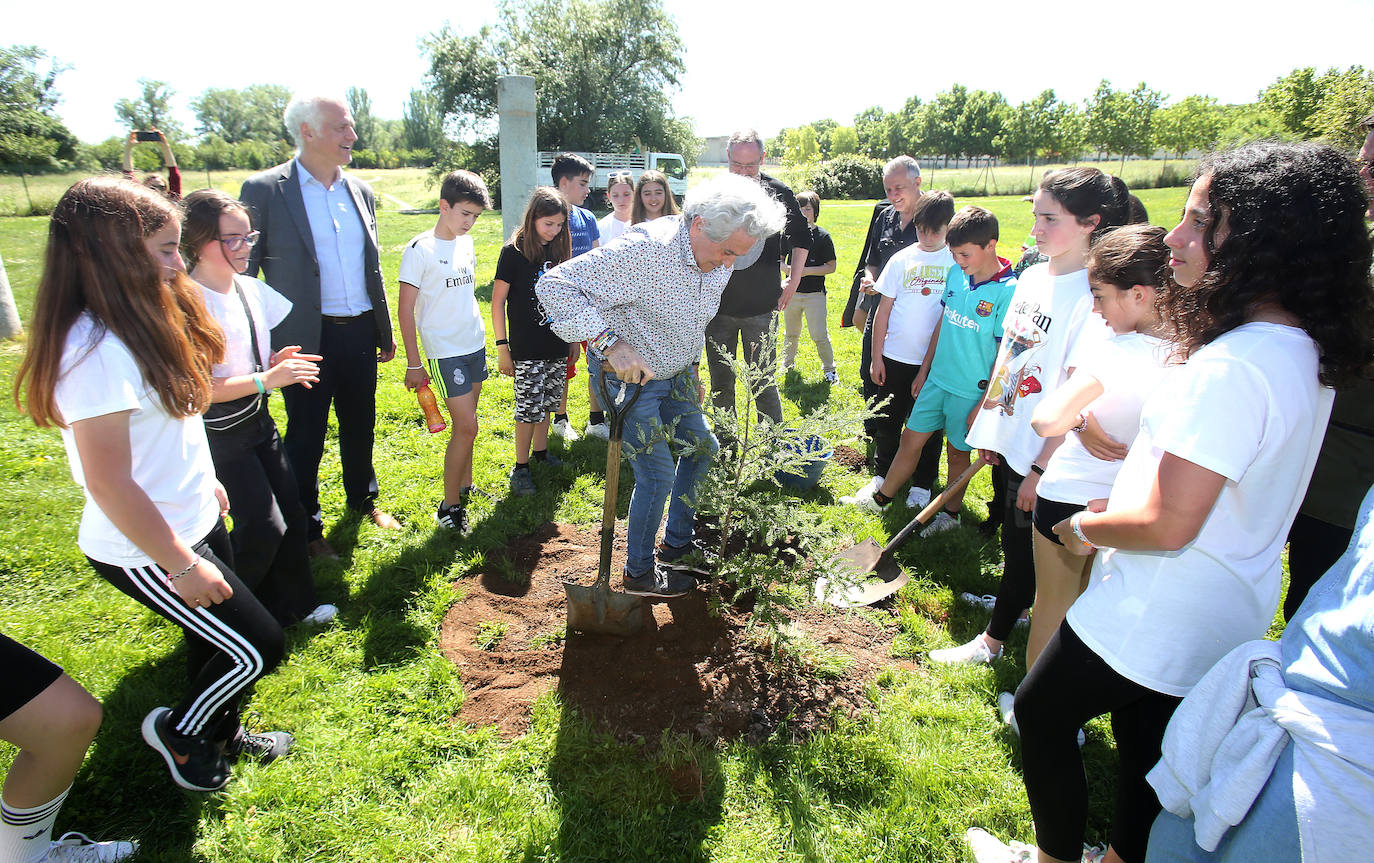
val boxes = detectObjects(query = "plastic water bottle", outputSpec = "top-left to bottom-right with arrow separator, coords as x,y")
416,383 -> 446,434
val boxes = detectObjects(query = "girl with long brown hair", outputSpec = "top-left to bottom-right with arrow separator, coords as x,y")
14,177 -> 293,794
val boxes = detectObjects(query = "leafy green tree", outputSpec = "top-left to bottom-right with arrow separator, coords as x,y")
423,0 -> 695,163
809,117 -> 838,158
854,105 -> 901,160
1000,90 -> 1058,163
1260,67 -> 1325,136
115,78 -> 182,140
402,88 -> 447,153
1086,80 -> 1161,169
1309,66 -> 1374,150
784,127 -> 818,165
957,89 -> 1008,157
0,44 -> 79,172
1153,95 -> 1223,161
191,84 -> 290,144
830,125 -> 859,156
346,86 -> 376,150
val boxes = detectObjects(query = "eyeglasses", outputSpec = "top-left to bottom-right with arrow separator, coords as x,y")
728,158 -> 762,171
218,231 -> 261,251
608,171 -> 634,182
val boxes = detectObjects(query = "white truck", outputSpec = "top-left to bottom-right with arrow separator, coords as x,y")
536,151 -> 688,206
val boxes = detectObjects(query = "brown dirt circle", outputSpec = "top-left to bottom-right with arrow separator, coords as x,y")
440,522 -> 911,744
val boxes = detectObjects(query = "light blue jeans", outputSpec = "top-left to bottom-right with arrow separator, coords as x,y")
1144,743 -> 1301,863
594,364 -> 718,575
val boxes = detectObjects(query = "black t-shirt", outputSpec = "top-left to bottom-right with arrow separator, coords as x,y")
789,225 -> 836,294
715,173 -> 812,318
857,205 -> 921,320
495,243 -> 569,360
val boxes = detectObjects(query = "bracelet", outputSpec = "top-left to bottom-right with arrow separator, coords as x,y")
1072,413 -> 1089,433
494,339 -> 509,347
252,374 -> 266,395
590,327 -> 619,354
1029,463 -> 1045,476
168,555 -> 200,582
1070,513 -> 1097,549
405,365 -> 424,370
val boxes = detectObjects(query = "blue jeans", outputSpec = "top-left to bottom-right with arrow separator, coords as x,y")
595,365 -> 718,575
1145,743 -> 1300,863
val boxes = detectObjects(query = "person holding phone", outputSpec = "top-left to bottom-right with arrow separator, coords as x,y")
121,130 -> 180,200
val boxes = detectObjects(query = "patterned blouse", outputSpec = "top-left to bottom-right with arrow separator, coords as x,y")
535,216 -> 734,378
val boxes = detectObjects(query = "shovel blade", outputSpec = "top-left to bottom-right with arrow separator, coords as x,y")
815,539 -> 911,607
563,580 -> 644,636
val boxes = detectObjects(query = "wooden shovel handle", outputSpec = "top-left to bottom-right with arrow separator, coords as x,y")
881,457 -> 989,555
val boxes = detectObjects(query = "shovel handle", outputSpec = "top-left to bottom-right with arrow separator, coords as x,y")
881,457 -> 988,555
595,369 -> 645,589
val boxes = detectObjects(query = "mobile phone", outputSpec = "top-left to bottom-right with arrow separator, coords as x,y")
135,130 -> 161,142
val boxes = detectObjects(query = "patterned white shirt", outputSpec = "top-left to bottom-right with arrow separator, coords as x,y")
536,216 -> 733,378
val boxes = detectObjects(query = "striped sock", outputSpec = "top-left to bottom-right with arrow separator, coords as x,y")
1,784 -> 69,863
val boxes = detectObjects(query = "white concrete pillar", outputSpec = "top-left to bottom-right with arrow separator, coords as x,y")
498,75 -> 537,242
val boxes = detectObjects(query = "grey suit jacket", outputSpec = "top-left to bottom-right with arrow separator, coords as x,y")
239,159 -> 393,354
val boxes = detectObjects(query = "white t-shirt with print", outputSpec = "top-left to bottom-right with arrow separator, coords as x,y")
198,275 -> 292,378
1068,323 -> 1333,697
398,230 -> 484,359
1038,332 -> 1172,505
598,213 -> 631,245
54,314 -> 220,567
965,263 -> 1108,475
874,243 -> 956,365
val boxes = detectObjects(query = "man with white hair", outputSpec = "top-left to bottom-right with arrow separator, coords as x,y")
240,94 -> 400,560
538,174 -> 786,597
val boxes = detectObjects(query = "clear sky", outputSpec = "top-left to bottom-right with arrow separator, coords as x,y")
9,0 -> 1373,146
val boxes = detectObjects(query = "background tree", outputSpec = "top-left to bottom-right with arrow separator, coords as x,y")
1260,67 -> 1326,137
423,0 -> 697,173
402,88 -> 448,154
854,105 -> 901,160
0,44 -> 79,173
1086,80 -> 1161,169
956,89 -> 1008,158
1152,95 -> 1222,162
783,127 -> 819,165
114,78 -> 182,140
829,125 -> 859,156
346,86 -> 377,151
191,84 -> 290,144
1308,66 -> 1374,150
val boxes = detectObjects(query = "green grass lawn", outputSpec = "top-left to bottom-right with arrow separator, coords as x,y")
0,182 -> 1253,863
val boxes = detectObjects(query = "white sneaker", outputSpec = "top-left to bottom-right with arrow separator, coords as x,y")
964,827 -> 1035,863
301,603 -> 338,625
929,634 -> 1001,665
997,690 -> 1019,734
839,476 -> 887,513
920,511 -> 959,537
44,832 -> 138,862
551,418 -> 580,441
959,591 -> 997,610
905,486 -> 931,509
583,421 -> 610,441
823,370 -> 839,384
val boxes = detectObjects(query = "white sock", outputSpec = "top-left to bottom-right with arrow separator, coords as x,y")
1,784 -> 69,863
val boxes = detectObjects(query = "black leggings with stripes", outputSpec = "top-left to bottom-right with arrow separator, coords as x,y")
87,520 -> 284,741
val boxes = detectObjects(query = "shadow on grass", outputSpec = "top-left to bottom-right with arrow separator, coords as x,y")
536,650 -> 726,862
780,368 -> 834,416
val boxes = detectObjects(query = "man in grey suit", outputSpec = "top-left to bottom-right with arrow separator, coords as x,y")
240,94 -> 400,559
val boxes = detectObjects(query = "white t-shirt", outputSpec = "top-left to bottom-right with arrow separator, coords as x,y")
198,275 -> 292,378
1038,332 -> 1172,505
397,230 -> 484,359
965,264 -> 1108,475
54,314 -> 220,567
598,213 -> 631,245
1068,323 -> 1334,697
874,243 -> 955,365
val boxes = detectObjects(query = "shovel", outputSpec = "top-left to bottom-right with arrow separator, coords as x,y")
817,457 -> 988,608
563,371 -> 646,636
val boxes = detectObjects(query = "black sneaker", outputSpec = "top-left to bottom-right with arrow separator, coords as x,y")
436,500 -> 469,533
141,707 -> 231,791
622,562 -> 696,598
657,539 -> 712,577
224,726 -> 295,765
509,466 -> 536,497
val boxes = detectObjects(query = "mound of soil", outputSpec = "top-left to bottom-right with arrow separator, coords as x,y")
832,444 -> 867,473
440,522 -> 909,744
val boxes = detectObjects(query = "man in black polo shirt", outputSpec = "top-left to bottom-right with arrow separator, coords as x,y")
704,129 -> 811,424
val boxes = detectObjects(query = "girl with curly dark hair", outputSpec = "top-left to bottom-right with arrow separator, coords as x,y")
965,142 -> 1372,863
